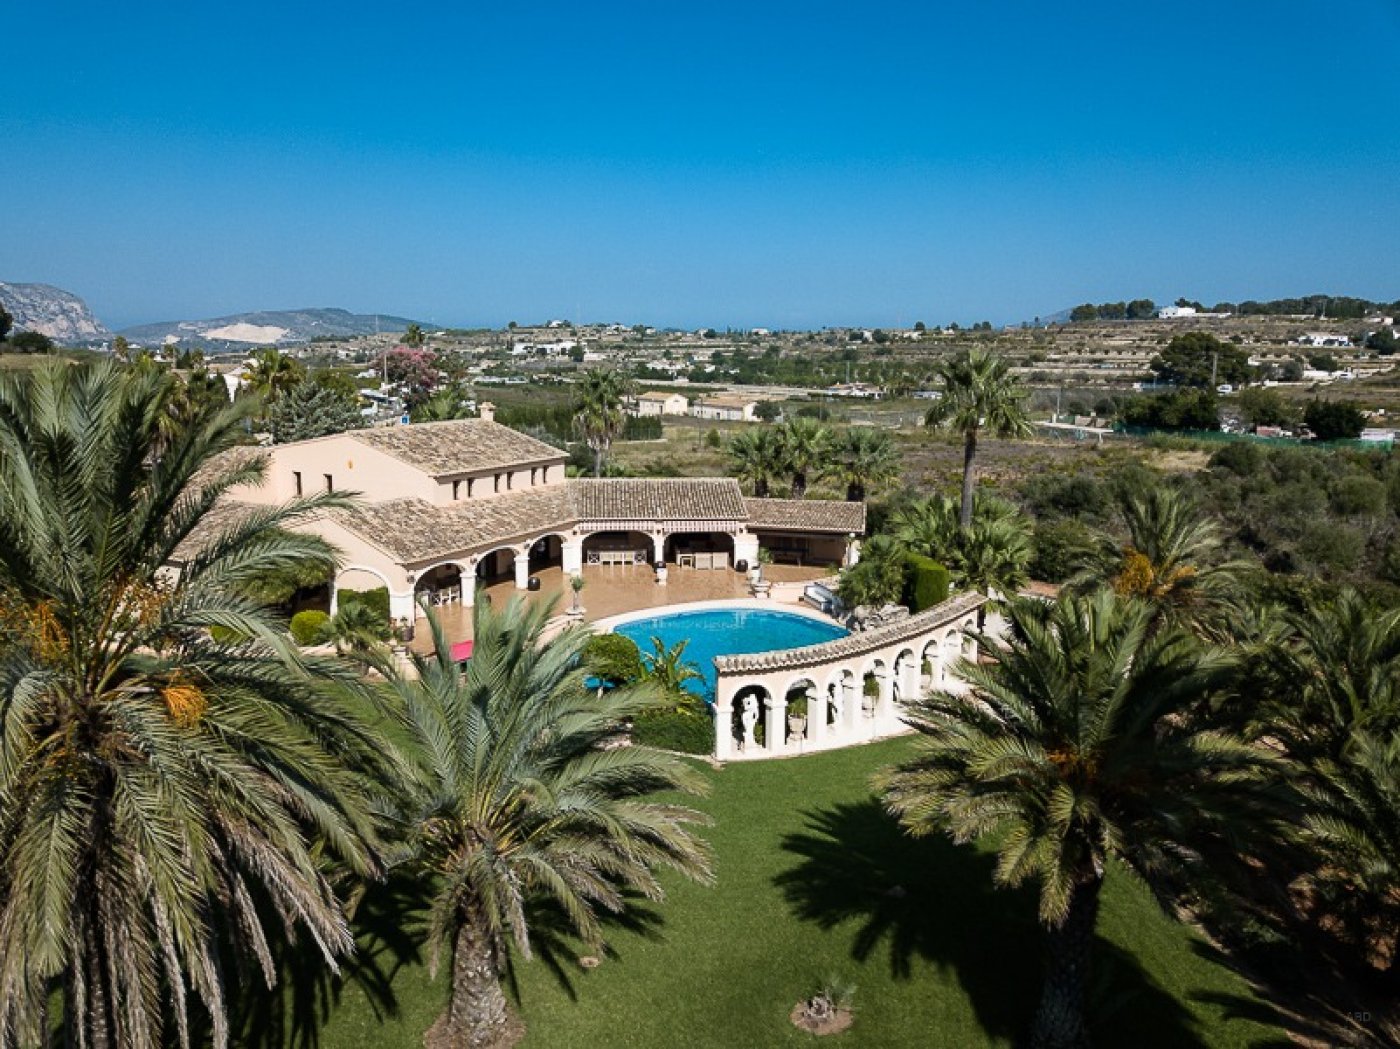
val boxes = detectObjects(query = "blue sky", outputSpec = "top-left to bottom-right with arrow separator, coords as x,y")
3,1 -> 1398,330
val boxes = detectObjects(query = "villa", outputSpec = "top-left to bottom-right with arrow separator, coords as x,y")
179,412 -> 864,630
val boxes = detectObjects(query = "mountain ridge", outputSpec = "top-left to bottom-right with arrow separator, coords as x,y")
0,281 -> 113,345
120,306 -> 420,348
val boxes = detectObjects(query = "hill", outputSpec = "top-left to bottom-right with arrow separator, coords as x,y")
0,282 -> 113,346
120,307 -> 420,349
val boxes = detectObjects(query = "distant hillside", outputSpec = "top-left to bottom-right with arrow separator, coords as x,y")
120,307 -> 420,348
0,282 -> 112,345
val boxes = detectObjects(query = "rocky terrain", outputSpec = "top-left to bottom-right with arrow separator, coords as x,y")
0,282 -> 113,345
120,307 -> 419,349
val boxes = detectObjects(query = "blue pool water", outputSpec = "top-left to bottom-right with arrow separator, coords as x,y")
613,607 -> 848,699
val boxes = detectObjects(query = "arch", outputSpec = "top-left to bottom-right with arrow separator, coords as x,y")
415,562 -> 464,607
892,647 -> 919,703
582,529 -> 653,568
782,675 -> 821,745
665,531 -> 735,570
474,543 -> 524,583
336,563 -> 393,592
920,637 -> 941,690
730,683 -> 771,753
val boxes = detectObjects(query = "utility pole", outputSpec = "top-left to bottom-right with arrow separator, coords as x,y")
1211,351 -> 1218,389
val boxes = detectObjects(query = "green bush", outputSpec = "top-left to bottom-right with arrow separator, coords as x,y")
902,553 -> 950,612
632,709 -> 713,754
337,587 -> 390,622
289,609 -> 330,646
583,633 -> 644,686
1030,518 -> 1095,583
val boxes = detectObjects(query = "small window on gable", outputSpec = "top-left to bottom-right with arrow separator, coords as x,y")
452,479 -> 462,501
467,477 -> 475,498
293,471 -> 303,496
530,467 -> 538,486
494,473 -> 501,493
324,473 -> 333,493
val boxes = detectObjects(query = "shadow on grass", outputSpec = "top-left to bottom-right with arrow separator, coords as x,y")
775,800 -> 1212,1047
231,874 -> 427,1049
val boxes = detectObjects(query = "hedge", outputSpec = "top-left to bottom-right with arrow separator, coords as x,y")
583,633 -> 644,686
903,553 -> 950,612
632,709 -> 713,755
336,587 -> 390,622
289,609 -> 330,646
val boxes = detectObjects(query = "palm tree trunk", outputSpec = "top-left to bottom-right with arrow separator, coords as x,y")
593,443 -> 604,479
1030,875 -> 1103,1049
792,472 -> 806,499
755,476 -> 769,498
959,428 -> 978,531
427,915 -> 519,1049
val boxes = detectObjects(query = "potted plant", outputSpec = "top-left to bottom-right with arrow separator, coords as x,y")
750,547 -> 773,584
569,573 -> 586,617
786,692 -> 808,741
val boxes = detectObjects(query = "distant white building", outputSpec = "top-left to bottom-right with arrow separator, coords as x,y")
631,391 -> 689,417
1296,333 -> 1353,348
511,339 -> 578,357
691,395 -> 762,422
1158,306 -> 1197,319
826,382 -> 884,399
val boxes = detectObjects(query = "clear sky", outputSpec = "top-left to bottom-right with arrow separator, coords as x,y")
3,1 -> 1398,331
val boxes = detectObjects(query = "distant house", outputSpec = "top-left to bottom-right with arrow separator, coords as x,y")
631,391 -> 689,417
1158,306 -> 1197,319
1296,333 -> 1353,348
826,382 -> 884,399
1360,428 -> 1395,444
691,395 -> 761,422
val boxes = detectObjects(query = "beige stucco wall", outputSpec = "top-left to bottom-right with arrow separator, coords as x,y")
229,434 -> 437,506
430,459 -> 566,506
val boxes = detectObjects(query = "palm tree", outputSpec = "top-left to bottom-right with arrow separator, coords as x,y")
924,348 -> 1032,530
324,600 -> 392,657
414,383 -> 477,423
573,369 -> 632,477
831,427 -> 901,502
726,426 -> 784,498
777,417 -> 833,498
1071,485 -> 1247,630
403,322 -> 426,348
244,346 -> 306,402
381,599 -> 713,1049
837,534 -> 906,611
890,492 -> 961,562
641,636 -> 705,702
0,360 -> 380,1048
877,591 -> 1283,1048
952,513 -> 1033,602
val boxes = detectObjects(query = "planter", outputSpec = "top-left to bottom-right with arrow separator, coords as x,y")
787,714 -> 807,739
655,564 -> 669,585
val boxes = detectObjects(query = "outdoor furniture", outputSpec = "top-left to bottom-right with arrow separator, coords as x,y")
678,553 -> 696,569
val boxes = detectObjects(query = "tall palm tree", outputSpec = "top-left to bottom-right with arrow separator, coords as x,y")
777,417 -> 833,498
381,599 -> 713,1049
0,360 -> 380,1049
953,513 -> 1033,601
831,427 -> 901,502
403,322 -> 426,348
890,492 -> 961,563
877,591 -> 1283,1049
725,426 -> 784,498
837,534 -> 907,610
1071,485 -> 1247,630
924,348 -> 1032,530
573,369 -> 632,477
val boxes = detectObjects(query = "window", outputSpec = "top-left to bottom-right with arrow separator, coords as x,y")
506,472 -> 514,490
293,471 -> 302,496
452,479 -> 462,501
323,473 -> 333,493
494,473 -> 501,493
530,467 -> 538,486
467,477 -> 475,498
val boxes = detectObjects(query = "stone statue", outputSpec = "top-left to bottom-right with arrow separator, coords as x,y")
828,683 -> 843,724
740,695 -> 759,749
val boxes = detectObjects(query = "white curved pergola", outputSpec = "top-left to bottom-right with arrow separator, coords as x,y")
712,592 -> 985,761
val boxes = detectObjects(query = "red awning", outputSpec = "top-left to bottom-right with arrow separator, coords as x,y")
450,640 -> 474,663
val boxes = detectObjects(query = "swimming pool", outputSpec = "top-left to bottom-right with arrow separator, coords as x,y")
613,607 -> 848,699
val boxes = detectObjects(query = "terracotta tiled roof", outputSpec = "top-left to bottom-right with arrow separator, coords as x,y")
743,498 -> 866,535
693,395 -> 758,408
573,478 -> 747,522
339,485 -> 579,564
170,499 -> 265,565
350,419 -> 565,477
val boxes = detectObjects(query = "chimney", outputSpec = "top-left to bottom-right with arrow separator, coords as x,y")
478,401 -> 496,423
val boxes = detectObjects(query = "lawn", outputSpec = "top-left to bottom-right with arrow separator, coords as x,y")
245,738 -> 1283,1048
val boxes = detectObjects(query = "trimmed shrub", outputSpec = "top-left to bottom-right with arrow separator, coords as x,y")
902,553 -> 950,612
632,709 -> 713,755
337,587 -> 390,623
583,633 -> 644,686
289,609 -> 330,646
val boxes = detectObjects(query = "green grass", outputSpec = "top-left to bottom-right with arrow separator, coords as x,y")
249,739 -> 1282,1048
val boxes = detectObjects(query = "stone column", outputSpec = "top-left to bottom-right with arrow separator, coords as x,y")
650,532 -> 666,565
841,675 -> 860,738
561,537 -> 583,577
389,589 -> 416,623
845,536 -> 862,567
733,531 -> 760,569
459,562 -> 475,607
806,685 -> 825,746
876,670 -> 895,734
766,693 -> 787,752
713,687 -> 734,761
328,581 -> 339,616
514,549 -> 530,590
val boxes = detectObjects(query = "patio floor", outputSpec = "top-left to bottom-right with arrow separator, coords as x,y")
409,562 -> 826,654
